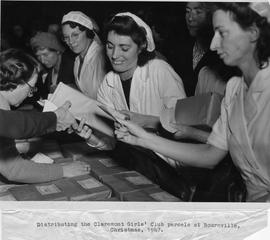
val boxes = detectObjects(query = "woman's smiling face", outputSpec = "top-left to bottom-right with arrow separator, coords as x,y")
62,24 -> 89,54
106,30 -> 140,75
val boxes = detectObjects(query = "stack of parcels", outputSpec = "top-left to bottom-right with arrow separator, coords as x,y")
43,82 -> 115,140
122,187 -> 181,202
9,174 -> 112,201
174,92 -> 223,131
78,155 -> 128,181
61,141 -> 98,160
101,171 -> 158,200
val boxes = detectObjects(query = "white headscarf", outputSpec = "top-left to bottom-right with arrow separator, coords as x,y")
249,1 -> 270,23
114,12 -> 155,52
62,11 -> 100,33
62,11 -> 101,42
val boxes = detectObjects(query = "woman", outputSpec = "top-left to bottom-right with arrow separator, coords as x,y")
115,2 -> 270,202
97,12 -> 186,128
0,48 -> 90,183
81,12 -> 185,149
61,11 -> 106,99
77,12 -> 188,200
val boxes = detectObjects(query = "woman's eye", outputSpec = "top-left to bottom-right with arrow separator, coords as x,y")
122,48 -> 129,52
220,31 -> 227,38
106,44 -> 113,49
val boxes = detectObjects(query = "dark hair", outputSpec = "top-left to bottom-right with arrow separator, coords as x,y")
103,15 -> 155,67
185,2 -> 215,50
61,21 -> 95,39
213,2 -> 270,68
0,48 -> 40,91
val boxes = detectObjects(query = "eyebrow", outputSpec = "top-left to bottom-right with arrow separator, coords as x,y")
106,41 -> 131,47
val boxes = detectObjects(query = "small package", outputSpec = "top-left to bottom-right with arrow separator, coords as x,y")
9,183 -> 68,201
79,155 -> 127,181
102,171 -> 157,200
123,187 -> 181,202
67,175 -> 112,201
174,92 -> 223,130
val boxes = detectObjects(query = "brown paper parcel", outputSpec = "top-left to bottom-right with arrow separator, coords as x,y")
175,92 -> 223,130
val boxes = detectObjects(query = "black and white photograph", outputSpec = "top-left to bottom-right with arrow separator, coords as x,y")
0,0 -> 270,239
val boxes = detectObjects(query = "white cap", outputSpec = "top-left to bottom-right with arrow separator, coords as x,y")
249,2 -> 270,23
114,12 -> 155,52
62,11 -> 94,30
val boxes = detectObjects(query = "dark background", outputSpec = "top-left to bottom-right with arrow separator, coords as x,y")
1,1 -> 187,37
1,1 -> 190,70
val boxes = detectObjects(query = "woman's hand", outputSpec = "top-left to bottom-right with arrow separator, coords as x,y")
114,118 -> 152,146
62,161 -> 90,178
74,118 -> 93,140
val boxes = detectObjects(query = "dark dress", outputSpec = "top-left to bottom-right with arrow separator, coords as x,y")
37,50 -> 76,99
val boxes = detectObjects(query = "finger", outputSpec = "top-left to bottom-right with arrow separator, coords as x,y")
61,101 -> 72,111
115,110 -> 130,120
71,120 -> 78,130
67,127 -> 74,134
84,126 -> 92,139
77,118 -> 86,132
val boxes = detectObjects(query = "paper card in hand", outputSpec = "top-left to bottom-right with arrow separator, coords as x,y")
43,82 -> 114,138
174,92 -> 223,130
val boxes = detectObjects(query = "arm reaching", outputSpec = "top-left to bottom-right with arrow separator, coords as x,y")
74,118 -> 115,150
54,101 -> 78,131
171,123 -> 210,143
115,119 -> 227,169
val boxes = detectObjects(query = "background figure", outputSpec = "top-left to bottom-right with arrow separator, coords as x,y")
169,2 -> 217,96
61,11 -> 106,99
115,2 -> 270,202
30,32 -> 76,99
0,48 -> 90,183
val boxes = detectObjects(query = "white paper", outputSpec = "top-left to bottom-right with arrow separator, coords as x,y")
31,153 -> 54,164
44,83 -> 114,138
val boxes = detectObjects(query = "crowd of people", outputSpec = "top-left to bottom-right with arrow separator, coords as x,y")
1,2 -> 270,202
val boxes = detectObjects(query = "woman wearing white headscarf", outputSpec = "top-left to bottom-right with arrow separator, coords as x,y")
61,11 -> 105,99
115,3 -> 270,202
75,12 -> 189,200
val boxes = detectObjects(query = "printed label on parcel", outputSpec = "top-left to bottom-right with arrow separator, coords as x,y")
125,176 -> 153,185
35,184 -> 61,195
77,178 -> 103,189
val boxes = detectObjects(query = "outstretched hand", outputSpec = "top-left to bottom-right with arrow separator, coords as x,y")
54,101 -> 78,131
114,118 -> 151,146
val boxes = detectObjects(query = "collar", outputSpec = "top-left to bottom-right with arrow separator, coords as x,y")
248,61 -> 270,92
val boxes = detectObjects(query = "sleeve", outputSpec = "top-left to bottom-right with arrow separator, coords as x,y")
0,110 -> 56,139
86,50 -> 106,99
154,60 -> 187,108
97,74 -> 115,108
0,155 -> 63,183
206,81 -> 235,151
